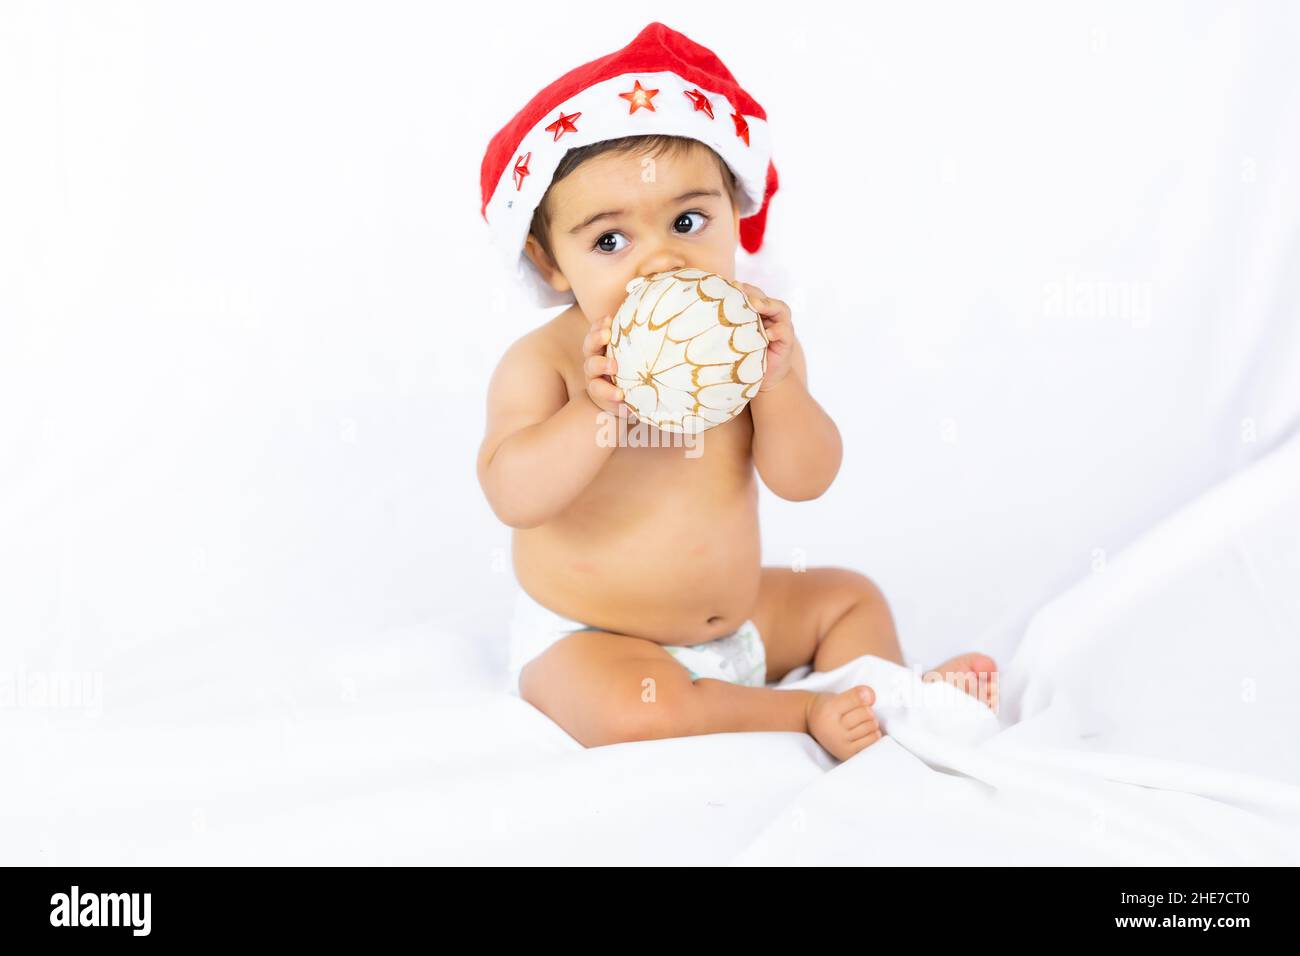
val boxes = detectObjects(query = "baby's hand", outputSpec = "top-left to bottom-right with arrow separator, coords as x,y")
804,686 -> 883,761
738,282 -> 795,393
584,314 -> 635,420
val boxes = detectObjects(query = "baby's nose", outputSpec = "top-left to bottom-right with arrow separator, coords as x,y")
636,250 -> 687,279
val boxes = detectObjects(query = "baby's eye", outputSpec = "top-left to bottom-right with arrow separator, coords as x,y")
594,232 -> 628,254
673,211 -> 709,235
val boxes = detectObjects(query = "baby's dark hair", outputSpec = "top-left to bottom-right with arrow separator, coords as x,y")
528,134 -> 743,266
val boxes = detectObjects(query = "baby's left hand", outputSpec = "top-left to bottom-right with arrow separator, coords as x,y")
738,282 -> 795,392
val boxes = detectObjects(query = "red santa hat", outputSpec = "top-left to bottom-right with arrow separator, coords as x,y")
480,21 -> 779,308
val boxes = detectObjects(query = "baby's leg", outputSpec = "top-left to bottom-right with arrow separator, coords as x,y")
751,566 -> 998,712
749,566 -> 904,679
519,629 -> 817,747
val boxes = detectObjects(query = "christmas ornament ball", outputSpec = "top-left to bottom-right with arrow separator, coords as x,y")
606,269 -> 768,434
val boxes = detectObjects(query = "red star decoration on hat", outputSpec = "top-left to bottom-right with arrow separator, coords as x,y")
544,110 -> 581,141
731,110 -> 750,146
683,88 -> 714,119
618,80 -> 660,114
513,152 -> 531,191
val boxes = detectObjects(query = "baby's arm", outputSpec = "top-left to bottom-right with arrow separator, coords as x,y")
477,318 -> 624,528
750,337 -> 843,500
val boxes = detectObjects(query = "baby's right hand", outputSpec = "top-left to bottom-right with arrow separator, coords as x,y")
583,314 -> 633,420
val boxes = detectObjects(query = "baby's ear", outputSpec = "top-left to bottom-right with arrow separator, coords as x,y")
524,235 -> 572,294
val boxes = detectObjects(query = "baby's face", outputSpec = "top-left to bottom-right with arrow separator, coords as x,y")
526,143 -> 741,323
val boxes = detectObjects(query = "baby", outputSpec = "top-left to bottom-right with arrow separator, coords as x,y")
477,23 -> 998,761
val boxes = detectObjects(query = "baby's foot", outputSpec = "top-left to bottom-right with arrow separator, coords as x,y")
921,653 -> 999,712
805,685 -> 882,761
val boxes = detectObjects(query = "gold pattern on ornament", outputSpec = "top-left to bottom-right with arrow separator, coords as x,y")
608,268 -> 768,434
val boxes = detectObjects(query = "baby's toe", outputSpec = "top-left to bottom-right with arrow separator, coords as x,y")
839,684 -> 875,710
844,709 -> 879,741
841,700 -> 875,728
927,652 -> 996,676
922,653 -> 1000,711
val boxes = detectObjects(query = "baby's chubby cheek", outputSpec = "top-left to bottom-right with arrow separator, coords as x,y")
592,279 -> 637,320
567,286 -> 620,326
593,292 -> 625,324
694,258 -> 738,286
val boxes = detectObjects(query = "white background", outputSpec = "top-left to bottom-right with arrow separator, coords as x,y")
3,0 -> 1299,699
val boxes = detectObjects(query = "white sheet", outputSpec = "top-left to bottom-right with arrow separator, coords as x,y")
4,435 -> 1298,865
735,434 -> 1300,865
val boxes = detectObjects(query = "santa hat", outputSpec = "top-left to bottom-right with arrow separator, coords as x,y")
480,21 -> 779,308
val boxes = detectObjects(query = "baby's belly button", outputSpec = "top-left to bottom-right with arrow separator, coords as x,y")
648,583 -> 757,640
555,539 -> 759,629
556,574 -> 745,636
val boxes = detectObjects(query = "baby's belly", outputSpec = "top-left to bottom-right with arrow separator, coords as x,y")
513,477 -> 763,646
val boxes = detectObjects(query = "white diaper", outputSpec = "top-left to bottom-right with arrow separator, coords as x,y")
506,587 -> 768,696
